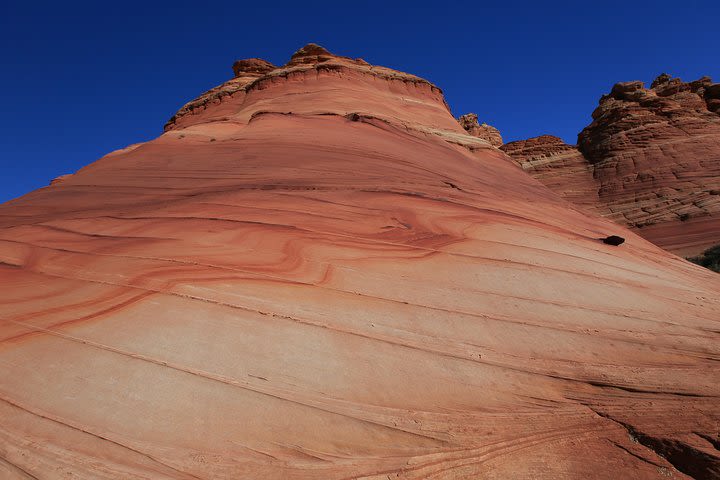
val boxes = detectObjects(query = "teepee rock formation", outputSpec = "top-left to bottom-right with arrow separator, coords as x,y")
0,46 -> 719,479
503,74 -> 720,257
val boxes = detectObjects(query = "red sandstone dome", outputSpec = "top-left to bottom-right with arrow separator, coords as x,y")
0,45 -> 718,479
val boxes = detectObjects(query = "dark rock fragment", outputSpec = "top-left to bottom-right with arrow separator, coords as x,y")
602,235 -> 625,246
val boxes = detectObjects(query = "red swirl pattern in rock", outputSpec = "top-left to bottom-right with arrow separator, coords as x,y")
0,48 -> 718,479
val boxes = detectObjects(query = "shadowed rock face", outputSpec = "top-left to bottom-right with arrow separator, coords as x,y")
503,74 -> 720,257
1,47 -> 719,479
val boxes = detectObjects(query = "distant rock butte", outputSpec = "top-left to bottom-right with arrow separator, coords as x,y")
1,47 -> 719,479
231,58 -> 276,76
457,113 -> 503,147
500,135 -> 602,212
503,73 -> 720,256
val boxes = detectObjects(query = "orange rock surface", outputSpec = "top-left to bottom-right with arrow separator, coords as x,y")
0,45 -> 719,479
500,135 -> 603,213
502,74 -> 720,257
457,113 -> 503,147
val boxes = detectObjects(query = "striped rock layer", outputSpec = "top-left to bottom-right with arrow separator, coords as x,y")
0,46 -> 719,479
501,74 -> 720,257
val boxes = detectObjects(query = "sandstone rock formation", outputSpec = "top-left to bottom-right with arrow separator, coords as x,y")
500,135 -> 604,212
49,173 -> 74,185
457,113 -> 503,147
503,74 -> 720,257
1,46 -> 719,479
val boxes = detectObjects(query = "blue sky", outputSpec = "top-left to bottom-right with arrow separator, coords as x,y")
2,0 -> 719,203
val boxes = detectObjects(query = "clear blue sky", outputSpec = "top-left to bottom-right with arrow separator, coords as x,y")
2,1 -> 719,203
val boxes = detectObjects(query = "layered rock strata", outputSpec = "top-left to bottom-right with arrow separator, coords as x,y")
502,74 -> 720,256
500,135 -> 604,213
0,47 -> 719,479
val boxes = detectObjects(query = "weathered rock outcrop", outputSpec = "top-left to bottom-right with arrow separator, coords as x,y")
578,74 -> 720,255
231,58 -> 276,76
457,113 -> 503,147
1,47 -> 719,479
503,74 -> 720,256
49,173 -> 73,186
500,135 -> 604,213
